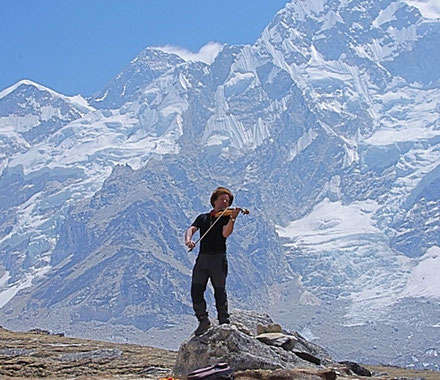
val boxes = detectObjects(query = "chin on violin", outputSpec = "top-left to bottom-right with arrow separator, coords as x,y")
211,207 -> 250,218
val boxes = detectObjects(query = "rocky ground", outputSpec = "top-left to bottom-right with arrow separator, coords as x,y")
0,326 -> 439,379
0,327 -> 175,379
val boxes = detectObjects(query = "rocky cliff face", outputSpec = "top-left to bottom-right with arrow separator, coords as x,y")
0,0 -> 439,370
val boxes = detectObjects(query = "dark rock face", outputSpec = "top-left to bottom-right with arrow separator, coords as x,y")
339,361 -> 372,376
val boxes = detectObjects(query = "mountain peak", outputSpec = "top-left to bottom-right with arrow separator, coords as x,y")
0,79 -> 92,111
0,79 -> 52,99
0,79 -> 93,146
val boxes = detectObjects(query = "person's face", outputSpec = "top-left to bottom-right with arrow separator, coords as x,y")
213,193 -> 230,211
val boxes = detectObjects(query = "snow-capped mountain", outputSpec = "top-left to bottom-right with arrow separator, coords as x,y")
89,47 -> 187,110
0,79 -> 93,160
0,0 -> 439,369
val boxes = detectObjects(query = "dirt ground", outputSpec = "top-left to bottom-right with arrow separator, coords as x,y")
0,327 -> 439,379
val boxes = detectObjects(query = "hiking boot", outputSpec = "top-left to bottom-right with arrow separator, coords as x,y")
218,311 -> 230,325
219,318 -> 230,325
194,317 -> 211,336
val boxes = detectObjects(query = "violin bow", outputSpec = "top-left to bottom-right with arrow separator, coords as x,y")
188,208 -> 229,252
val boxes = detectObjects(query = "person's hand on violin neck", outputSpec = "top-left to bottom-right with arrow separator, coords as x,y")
227,207 -> 240,219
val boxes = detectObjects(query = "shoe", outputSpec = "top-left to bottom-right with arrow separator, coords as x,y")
219,318 -> 230,325
194,318 -> 211,336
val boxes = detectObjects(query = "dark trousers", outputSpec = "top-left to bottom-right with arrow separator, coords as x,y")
191,253 -> 229,321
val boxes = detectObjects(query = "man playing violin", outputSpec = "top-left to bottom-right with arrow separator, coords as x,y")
185,186 -> 241,336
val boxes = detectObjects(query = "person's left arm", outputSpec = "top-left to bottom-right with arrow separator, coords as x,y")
223,208 -> 240,238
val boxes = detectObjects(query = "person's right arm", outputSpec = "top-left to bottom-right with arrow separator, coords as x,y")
185,226 -> 198,249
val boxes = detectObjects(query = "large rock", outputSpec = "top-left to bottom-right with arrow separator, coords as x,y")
173,310 -> 334,376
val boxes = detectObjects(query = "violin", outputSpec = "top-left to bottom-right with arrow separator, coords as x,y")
211,207 -> 250,218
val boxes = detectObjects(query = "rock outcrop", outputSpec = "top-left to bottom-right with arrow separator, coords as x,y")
173,310 -> 335,376
0,321 -> 437,379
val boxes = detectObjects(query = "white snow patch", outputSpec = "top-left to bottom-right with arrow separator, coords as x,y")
179,73 -> 191,90
365,87 -> 440,145
404,0 -> 440,19
8,110 -> 180,175
276,198 -> 409,324
0,115 -> 41,133
287,128 -> 318,161
402,246 -> 440,299
373,1 -> 401,27
225,72 -> 255,87
206,134 -> 229,147
277,198 -> 381,249
366,125 -> 440,145
94,90 -> 109,102
0,272 -> 10,288
0,266 -> 50,308
203,84 -> 271,150
224,72 -> 255,97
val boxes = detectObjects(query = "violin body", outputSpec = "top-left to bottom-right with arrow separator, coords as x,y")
212,208 -> 249,218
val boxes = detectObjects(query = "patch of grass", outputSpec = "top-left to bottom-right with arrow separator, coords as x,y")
365,364 -> 440,380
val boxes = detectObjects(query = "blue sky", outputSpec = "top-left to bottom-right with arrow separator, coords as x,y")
0,0 -> 288,96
